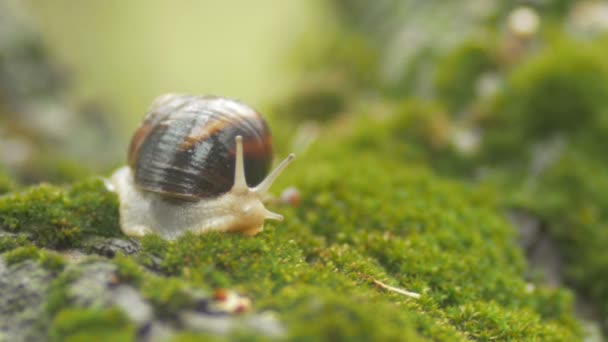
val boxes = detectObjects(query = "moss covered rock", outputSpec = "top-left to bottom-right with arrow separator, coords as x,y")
0,126 -> 583,340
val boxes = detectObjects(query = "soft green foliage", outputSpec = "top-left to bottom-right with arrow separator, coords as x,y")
274,74 -> 349,122
435,39 -> 496,112
293,27 -> 380,90
0,170 -> 16,194
0,179 -> 121,248
339,100 -> 474,176
49,308 -> 135,342
507,149 -> 608,326
3,245 -> 65,271
466,39 -> 608,333
448,301 -> 574,340
485,40 -> 608,158
19,155 -> 93,185
0,234 -> 33,253
113,254 -> 144,285
141,277 -> 201,319
3,245 -> 40,265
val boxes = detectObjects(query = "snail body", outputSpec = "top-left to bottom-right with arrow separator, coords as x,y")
110,94 -> 295,239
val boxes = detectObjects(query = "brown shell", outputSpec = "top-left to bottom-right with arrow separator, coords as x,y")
128,94 -> 273,200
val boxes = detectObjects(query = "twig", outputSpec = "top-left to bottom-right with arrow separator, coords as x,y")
370,277 -> 421,299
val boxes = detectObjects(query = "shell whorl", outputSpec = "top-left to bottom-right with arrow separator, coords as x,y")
128,95 -> 273,200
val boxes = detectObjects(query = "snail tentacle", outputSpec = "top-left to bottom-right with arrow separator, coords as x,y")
253,153 -> 296,195
232,135 -> 249,193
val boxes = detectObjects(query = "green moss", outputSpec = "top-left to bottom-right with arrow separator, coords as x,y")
435,39 -> 497,112
0,234 -> 33,253
274,74 -> 349,123
49,308 -> 135,342
507,150 -> 608,328
0,112 -> 584,340
39,250 -> 67,272
171,333 -> 230,342
0,169 -> 17,194
339,100 -> 475,177
272,286 -> 427,341
2,245 -> 66,271
0,178 -> 121,248
450,38 -> 608,334
485,40 -> 608,156
3,245 -> 40,265
45,266 -> 81,317
293,29 -> 380,90
141,277 -> 201,319
448,301 -> 575,340
113,254 -> 144,285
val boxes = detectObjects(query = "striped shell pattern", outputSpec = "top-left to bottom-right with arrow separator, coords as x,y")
128,94 -> 273,200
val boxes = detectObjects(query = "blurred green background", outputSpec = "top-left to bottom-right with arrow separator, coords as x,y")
20,0 -> 327,132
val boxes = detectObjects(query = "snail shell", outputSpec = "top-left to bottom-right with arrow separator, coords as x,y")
129,94 -> 273,199
110,94 -> 295,239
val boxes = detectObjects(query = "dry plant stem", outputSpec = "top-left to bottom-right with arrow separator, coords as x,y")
370,277 -> 421,299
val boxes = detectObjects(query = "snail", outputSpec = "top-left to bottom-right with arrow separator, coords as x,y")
109,94 -> 295,240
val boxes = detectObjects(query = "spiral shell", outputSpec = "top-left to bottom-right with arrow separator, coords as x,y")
128,94 -> 273,200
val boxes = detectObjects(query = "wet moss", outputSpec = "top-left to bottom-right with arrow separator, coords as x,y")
0,169 -> 17,194
448,301 -> 575,340
293,28 -> 380,90
141,277 -> 201,319
49,308 -> 135,342
3,245 -> 40,265
484,39 -> 608,160
2,245 -> 65,272
434,39 -> 497,113
340,99 -> 476,177
0,233 -> 33,253
273,73 -> 350,123
0,179 -> 121,248
459,38 -> 608,334
507,149 -> 608,328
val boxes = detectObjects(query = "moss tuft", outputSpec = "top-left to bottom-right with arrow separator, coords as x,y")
0,170 -> 17,194
2,245 -> 66,272
484,39 -> 608,159
3,245 -> 40,265
113,254 -> 144,285
448,301 -> 575,340
0,179 -> 121,248
141,277 -> 201,319
274,75 -> 350,123
49,308 -> 135,342
38,250 -> 67,272
0,233 -> 33,253
435,39 -> 497,112
507,150 -> 608,327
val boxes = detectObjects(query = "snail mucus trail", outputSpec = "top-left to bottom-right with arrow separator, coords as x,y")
109,94 -> 295,240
